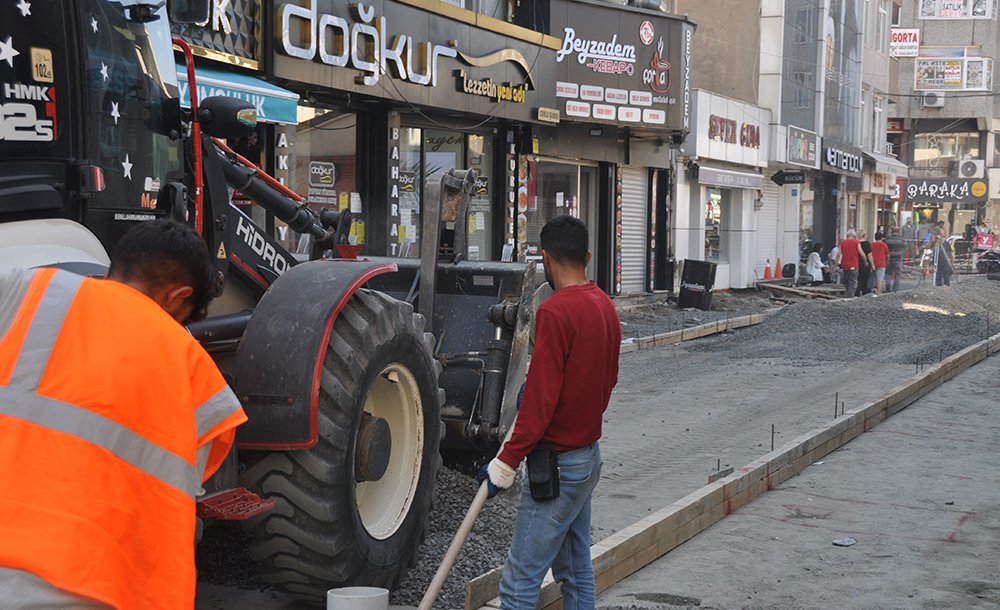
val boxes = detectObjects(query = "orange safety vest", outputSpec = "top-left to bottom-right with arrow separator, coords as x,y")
0,268 -> 247,609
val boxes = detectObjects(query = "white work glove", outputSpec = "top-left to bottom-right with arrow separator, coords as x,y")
476,458 -> 516,498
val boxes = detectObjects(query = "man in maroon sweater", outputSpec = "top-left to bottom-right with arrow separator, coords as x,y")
477,215 -> 621,610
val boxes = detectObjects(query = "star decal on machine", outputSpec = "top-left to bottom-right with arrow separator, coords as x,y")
100,62 -> 109,81
111,101 -> 120,124
122,154 -> 133,180
15,0 -> 31,17
91,16 -> 99,33
0,36 -> 19,68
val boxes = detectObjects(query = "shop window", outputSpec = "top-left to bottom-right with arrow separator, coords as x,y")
519,160 -> 582,262
390,128 -> 495,260
279,106 -> 359,253
913,132 -> 980,174
914,48 -> 993,91
704,188 -> 728,263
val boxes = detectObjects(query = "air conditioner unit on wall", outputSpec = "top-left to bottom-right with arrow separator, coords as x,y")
959,159 -> 986,178
921,91 -> 945,108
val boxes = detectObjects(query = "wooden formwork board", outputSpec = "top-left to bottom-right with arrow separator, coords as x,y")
467,330 -> 1000,610
619,310 -> 777,355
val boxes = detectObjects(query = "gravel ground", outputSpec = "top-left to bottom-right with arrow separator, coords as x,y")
691,277 -> 1000,364
390,467 -> 522,609
197,277 -> 1000,609
617,290 -> 783,340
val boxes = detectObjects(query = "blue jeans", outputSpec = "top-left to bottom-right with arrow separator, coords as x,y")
500,443 -> 602,610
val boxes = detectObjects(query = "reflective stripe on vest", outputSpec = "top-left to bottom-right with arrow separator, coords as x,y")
1,270 -> 202,499
8,271 -> 85,392
195,386 -> 242,440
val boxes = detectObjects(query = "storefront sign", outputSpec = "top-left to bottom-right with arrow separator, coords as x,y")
905,177 -> 989,202
787,125 -> 818,168
823,146 -> 864,176
537,107 -> 561,123
172,0 -> 260,65
273,0 -> 556,123
890,29 -> 920,57
176,64 -> 300,124
552,3 -> 694,132
682,90 -> 769,167
707,115 -> 760,149
698,166 -> 763,189
458,71 -> 527,103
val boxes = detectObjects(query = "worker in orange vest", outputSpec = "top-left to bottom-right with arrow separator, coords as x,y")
0,219 -> 247,609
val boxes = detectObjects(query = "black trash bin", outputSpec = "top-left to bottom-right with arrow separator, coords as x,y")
677,259 -> 717,311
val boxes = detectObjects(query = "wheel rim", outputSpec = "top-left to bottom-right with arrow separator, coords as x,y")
355,363 -> 424,540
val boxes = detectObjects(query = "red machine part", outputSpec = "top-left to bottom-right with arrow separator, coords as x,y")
196,487 -> 276,521
172,37 -> 204,236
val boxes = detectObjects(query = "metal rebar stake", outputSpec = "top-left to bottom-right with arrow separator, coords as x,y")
771,424 -> 775,451
834,392 -> 839,419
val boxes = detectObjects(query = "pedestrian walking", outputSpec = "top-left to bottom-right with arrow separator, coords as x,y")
901,218 -> 916,262
933,222 -> 953,287
0,220 -> 246,610
477,215 -> 621,610
835,229 -> 865,298
827,243 -> 841,285
870,232 -> 890,294
885,227 -> 905,293
857,230 -> 875,296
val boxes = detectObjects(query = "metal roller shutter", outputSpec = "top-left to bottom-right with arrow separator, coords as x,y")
621,167 -> 648,294
756,175 -> 780,277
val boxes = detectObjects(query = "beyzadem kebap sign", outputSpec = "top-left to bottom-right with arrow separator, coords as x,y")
550,0 -> 694,133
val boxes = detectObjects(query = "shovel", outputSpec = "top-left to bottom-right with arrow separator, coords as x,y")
417,480 -> 491,610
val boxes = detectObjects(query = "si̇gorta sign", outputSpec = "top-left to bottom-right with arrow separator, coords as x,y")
906,177 -> 989,203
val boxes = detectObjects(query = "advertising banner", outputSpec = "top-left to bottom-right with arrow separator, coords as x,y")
889,28 -> 920,57
550,1 -> 694,132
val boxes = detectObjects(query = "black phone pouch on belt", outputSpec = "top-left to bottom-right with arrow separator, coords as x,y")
527,445 -> 560,501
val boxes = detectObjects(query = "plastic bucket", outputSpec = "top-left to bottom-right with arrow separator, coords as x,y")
327,587 -> 389,610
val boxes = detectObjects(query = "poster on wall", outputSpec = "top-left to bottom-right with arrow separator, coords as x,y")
914,58 -> 965,89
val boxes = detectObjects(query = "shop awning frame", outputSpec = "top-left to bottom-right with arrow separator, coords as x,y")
865,151 -> 908,178
176,64 -> 299,125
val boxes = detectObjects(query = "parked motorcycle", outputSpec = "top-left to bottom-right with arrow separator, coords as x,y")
976,250 -> 1000,274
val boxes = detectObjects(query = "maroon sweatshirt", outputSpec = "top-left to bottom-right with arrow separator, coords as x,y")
498,282 -> 621,469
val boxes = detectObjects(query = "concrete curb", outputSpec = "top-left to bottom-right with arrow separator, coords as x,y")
619,308 -> 781,355
465,331 -> 1000,610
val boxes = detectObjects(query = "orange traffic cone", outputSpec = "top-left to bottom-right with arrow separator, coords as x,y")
763,258 -> 773,280
774,257 -> 782,279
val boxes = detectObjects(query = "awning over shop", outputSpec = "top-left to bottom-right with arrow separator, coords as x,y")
176,64 -> 299,125
865,151 -> 908,178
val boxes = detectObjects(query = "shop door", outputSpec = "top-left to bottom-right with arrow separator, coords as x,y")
758,178 -> 780,272
620,167 -> 649,294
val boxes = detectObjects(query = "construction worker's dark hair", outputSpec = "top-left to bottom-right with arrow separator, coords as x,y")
108,219 -> 215,321
540,215 -> 588,266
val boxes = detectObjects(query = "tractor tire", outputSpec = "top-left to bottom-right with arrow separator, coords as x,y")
241,289 -> 442,604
